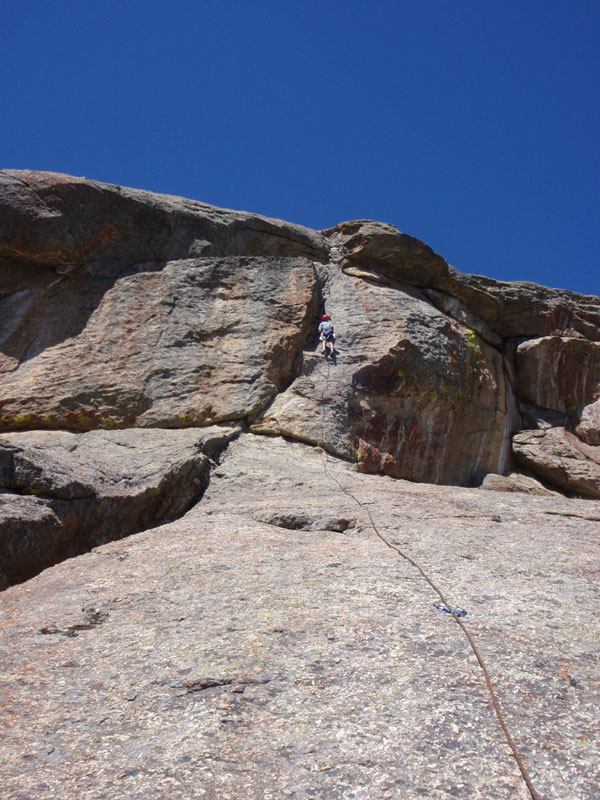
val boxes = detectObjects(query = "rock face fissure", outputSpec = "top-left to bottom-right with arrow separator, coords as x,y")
253,229 -> 512,486
1,170 -> 600,586
0,426 -> 240,588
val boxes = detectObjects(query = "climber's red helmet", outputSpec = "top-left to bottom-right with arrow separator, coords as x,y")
322,314 -> 329,321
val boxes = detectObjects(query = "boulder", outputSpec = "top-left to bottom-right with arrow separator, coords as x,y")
515,336 -> 600,414
0,426 -> 238,586
512,427 -> 600,498
479,472 -> 561,496
577,397 -> 600,445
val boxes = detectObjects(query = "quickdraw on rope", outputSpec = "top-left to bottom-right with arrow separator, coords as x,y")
317,355 -> 542,800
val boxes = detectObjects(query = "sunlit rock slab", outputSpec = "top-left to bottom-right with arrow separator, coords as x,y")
1,434 -> 598,800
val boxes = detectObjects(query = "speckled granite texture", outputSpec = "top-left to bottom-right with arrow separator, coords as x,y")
1,434 -> 598,799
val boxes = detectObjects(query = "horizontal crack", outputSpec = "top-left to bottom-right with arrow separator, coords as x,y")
39,608 -> 109,637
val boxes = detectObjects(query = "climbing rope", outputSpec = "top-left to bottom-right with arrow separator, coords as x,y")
317,355 -> 542,800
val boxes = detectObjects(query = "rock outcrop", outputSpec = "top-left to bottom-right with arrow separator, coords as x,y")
330,219 -> 600,341
512,427 -> 600,498
1,172 -> 600,799
0,426 -> 238,586
1,170 -> 600,584
0,169 -> 327,285
0,254 -> 319,430
252,263 -> 512,486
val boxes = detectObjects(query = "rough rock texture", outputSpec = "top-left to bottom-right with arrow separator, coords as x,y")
1,434 -> 598,800
479,472 -> 562,496
0,255 -> 319,430
512,427 -> 600,498
577,397 -> 600,445
2,171 -> 600,499
252,258 -> 513,486
2,171 -> 600,798
0,170 -> 327,286
515,336 -> 600,416
0,426 -> 238,586
329,219 -> 600,341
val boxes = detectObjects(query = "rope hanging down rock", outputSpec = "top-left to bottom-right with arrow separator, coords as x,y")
317,355 -> 543,800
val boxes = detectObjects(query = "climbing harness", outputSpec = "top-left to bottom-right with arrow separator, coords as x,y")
317,357 -> 542,800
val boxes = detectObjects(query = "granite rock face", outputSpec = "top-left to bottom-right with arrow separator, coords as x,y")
0,255 -> 319,430
1,173 -> 600,798
1,434 -> 598,800
1,170 -> 600,583
252,262 -> 512,486
329,218 -> 600,341
515,336 -> 600,416
0,169 -> 327,285
0,426 -> 238,586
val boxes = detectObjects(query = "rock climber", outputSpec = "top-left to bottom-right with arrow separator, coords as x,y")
318,314 -> 335,356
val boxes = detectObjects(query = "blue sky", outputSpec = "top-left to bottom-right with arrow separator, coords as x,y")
3,1 -> 598,295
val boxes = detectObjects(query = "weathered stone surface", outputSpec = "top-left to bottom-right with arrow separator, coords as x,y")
479,472 -> 561,496
1,434 -> 598,799
512,427 -> 600,498
0,169 -> 327,290
0,256 -> 319,430
327,220 -> 600,341
425,288 -> 503,348
0,426 -> 238,585
253,509 -> 355,532
2,169 -> 600,800
2,171 -> 600,495
437,272 -> 600,342
577,397 -> 600,445
326,219 -> 451,287
253,265 -> 512,486
2,169 -> 600,500
515,336 -> 600,414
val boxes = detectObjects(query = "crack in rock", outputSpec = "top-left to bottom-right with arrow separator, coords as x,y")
39,607 -> 109,637
253,510 -> 355,532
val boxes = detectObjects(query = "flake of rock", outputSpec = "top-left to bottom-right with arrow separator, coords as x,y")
479,472 -> 562,496
515,336 -> 600,415
512,427 -> 600,498
0,425 -> 238,585
253,510 -> 355,532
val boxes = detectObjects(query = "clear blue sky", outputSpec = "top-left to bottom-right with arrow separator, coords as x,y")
3,1 -> 598,295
